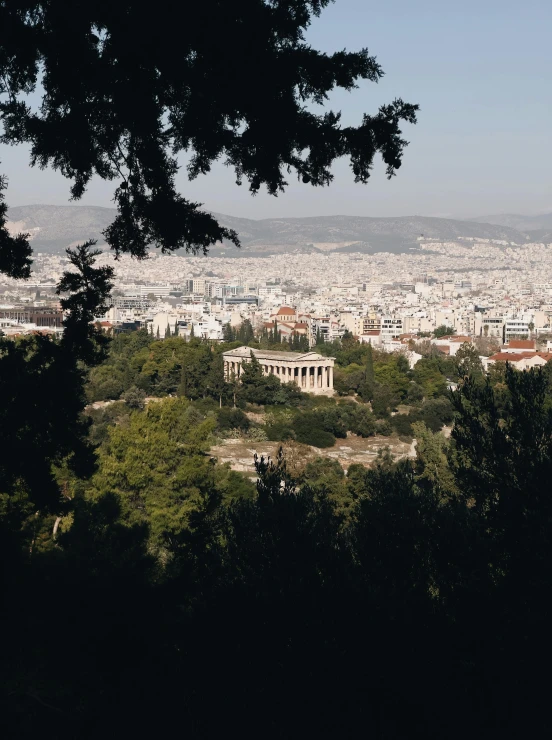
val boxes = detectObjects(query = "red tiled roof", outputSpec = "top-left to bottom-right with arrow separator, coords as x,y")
449,336 -> 472,343
275,306 -> 296,316
506,340 -> 536,349
488,352 -> 536,363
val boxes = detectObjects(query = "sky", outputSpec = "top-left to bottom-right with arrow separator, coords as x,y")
1,0 -> 551,220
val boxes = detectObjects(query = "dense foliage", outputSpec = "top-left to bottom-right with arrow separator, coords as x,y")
2,364 -> 552,737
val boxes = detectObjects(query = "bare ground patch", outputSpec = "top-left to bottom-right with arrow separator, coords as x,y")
210,432 -> 416,476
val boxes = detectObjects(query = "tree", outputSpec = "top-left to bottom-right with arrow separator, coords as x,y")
411,421 -> 458,500
434,325 -> 455,338
205,351 -> 227,407
236,319 -> 255,344
87,397 -> 233,555
0,242 -> 113,510
412,358 -> 448,398
122,385 -> 147,410
222,323 -> 235,342
0,1 -> 418,272
365,343 -> 375,385
455,342 -> 483,379
165,324 -> 171,339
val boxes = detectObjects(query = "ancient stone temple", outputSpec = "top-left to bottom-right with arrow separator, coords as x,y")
222,347 -> 335,395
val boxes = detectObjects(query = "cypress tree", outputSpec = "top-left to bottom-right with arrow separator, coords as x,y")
366,343 -> 375,385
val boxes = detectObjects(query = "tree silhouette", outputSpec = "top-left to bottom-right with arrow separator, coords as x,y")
0,0 -> 418,270
0,241 -> 113,510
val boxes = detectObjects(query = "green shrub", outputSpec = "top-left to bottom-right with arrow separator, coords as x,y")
390,413 -> 413,437
348,406 -> 376,437
418,397 -> 454,432
217,407 -> 250,432
318,407 -> 348,438
265,422 -> 294,442
374,419 -> 393,436
295,427 -> 336,448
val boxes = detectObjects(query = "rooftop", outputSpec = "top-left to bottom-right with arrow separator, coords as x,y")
222,346 -> 334,363
505,339 -> 536,349
275,306 -> 297,316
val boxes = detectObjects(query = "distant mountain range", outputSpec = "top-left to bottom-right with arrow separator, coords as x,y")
469,213 -> 552,231
6,203 -> 552,257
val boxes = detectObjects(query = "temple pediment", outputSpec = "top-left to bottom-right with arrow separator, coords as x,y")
222,347 -> 335,395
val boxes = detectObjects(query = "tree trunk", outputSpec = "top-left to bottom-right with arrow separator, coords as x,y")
53,516 -> 62,540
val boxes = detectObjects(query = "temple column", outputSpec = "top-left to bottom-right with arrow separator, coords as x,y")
329,365 -> 334,390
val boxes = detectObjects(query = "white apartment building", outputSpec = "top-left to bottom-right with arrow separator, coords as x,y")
381,316 -> 403,341
475,315 -> 504,339
504,318 -> 531,340
139,285 -> 172,298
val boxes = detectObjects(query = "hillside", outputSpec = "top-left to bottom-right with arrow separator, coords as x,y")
469,212 -> 552,232
5,203 -> 541,257
6,204 -> 114,253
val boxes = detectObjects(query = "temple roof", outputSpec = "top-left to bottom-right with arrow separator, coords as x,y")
222,346 -> 333,362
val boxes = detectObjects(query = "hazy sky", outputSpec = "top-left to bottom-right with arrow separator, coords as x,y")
1,0 -> 551,219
